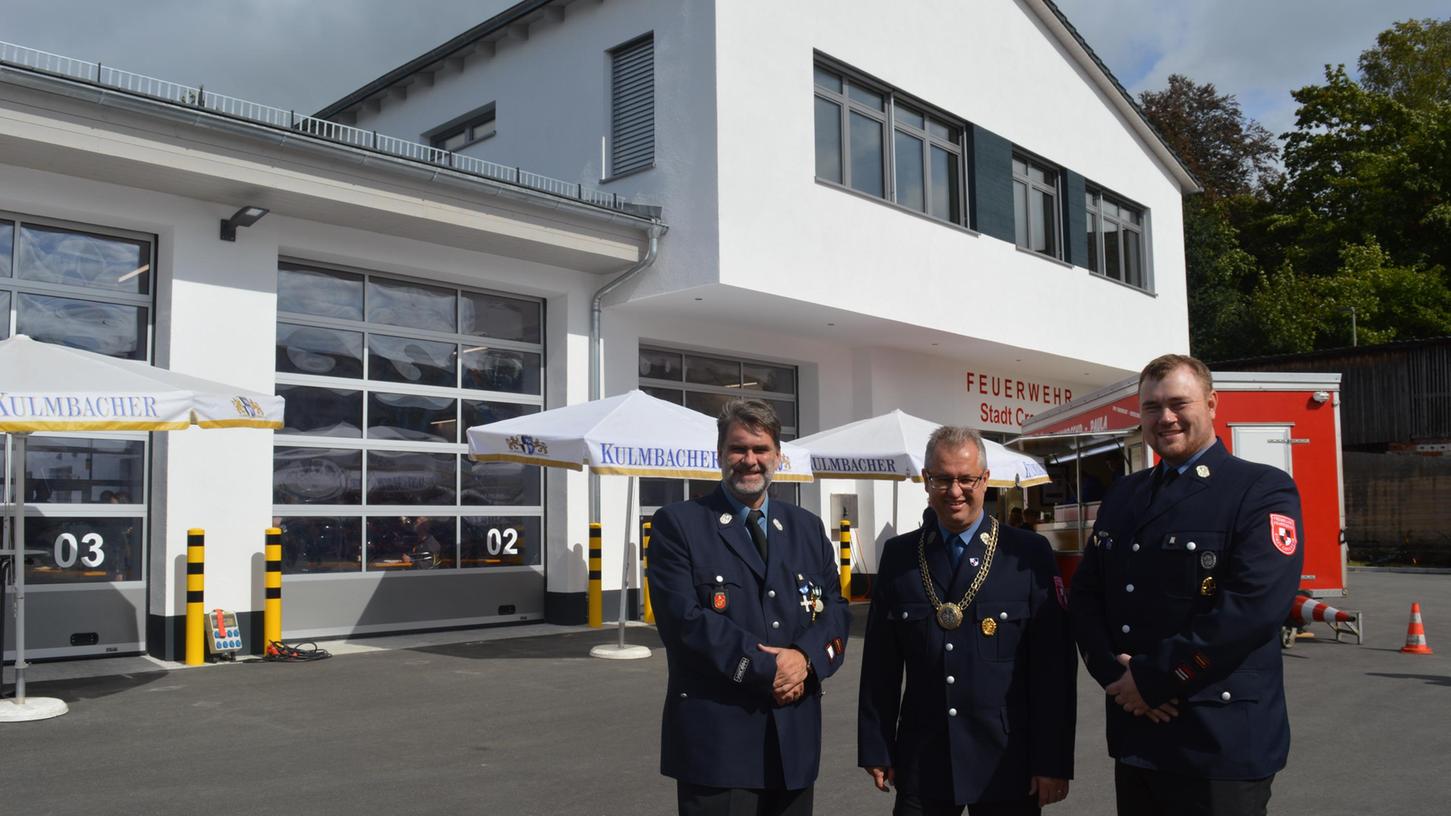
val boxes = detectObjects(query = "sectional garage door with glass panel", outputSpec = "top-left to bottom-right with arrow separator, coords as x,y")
272,261 -> 546,635
1,213 -> 153,659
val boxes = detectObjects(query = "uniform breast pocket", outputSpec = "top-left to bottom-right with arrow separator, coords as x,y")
889,603 -> 934,651
975,600 -> 1030,662
694,570 -> 745,614
1158,532 -> 1225,599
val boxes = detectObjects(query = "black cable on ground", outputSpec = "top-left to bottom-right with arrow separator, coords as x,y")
262,640 -> 331,662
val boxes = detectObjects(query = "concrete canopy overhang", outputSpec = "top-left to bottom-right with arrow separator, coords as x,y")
0,69 -> 654,273
611,282 -> 1130,387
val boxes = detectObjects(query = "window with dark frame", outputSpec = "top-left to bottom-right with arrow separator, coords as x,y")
1013,154 -> 1061,259
813,61 -> 966,225
637,348 -> 800,514
428,106 -> 496,152
1085,189 -> 1147,290
609,34 -> 654,177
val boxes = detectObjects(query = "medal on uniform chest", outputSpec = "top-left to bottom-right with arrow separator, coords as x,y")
980,617 -> 998,637
1200,576 -> 1217,596
799,580 -> 822,622
917,518 -> 1000,631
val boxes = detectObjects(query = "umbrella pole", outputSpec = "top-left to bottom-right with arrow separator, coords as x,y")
589,475 -> 649,660
617,476 -> 635,649
882,476 -> 893,534
11,433 -> 26,704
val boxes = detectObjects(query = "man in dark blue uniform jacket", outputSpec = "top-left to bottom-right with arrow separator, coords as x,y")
1070,354 -> 1305,816
649,399 -> 851,816
859,426 -> 1076,815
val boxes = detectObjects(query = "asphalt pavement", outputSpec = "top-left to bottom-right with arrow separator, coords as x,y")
3,569 -> 1447,815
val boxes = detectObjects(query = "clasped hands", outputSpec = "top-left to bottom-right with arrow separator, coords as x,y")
758,643 -> 807,705
1105,653 -> 1179,723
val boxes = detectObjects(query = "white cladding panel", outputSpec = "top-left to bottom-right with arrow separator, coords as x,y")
713,0 -> 1189,372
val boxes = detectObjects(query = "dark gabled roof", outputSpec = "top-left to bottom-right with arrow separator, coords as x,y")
314,0 -> 557,120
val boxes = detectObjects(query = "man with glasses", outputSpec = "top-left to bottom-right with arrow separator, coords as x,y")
649,399 -> 851,816
1069,354 -> 1304,816
859,426 -> 1076,815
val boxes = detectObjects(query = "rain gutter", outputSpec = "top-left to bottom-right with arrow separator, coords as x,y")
588,223 -> 666,520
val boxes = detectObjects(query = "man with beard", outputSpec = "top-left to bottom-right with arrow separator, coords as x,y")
859,426 -> 1075,815
648,399 -> 851,816
1069,354 -> 1304,816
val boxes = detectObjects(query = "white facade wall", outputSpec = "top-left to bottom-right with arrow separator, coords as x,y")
334,0 -> 1192,568
712,0 -> 1188,371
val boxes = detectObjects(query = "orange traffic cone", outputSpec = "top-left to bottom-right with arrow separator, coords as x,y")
1289,595 -> 1356,625
1400,603 -> 1434,655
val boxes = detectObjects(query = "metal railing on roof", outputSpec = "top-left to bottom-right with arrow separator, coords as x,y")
0,40 -> 649,216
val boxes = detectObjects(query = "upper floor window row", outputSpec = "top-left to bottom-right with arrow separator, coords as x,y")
427,105 -> 496,152
813,64 -> 965,225
1013,155 -> 1061,259
1086,189 -> 1147,290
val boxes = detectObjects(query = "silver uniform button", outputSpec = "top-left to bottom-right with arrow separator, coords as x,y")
999,612 -> 1008,620
771,621 -> 780,629
1121,624 -> 1131,634
767,590 -> 776,598
1126,584 -> 1135,593
1132,542 -> 1140,552
946,675 -> 956,684
680,692 -> 688,699
948,708 -> 958,717
1221,691 -> 1232,701
945,642 -> 955,652
715,575 -> 724,583
1187,542 -> 1197,552
902,611 -> 911,620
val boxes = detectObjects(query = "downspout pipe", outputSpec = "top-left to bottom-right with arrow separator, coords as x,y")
589,222 -> 666,521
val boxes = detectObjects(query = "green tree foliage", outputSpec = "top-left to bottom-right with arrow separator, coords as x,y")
1144,19 -> 1451,359
1139,74 -> 1279,199
1358,18 -> 1451,108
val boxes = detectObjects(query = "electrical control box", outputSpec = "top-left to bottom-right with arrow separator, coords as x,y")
206,608 -> 244,660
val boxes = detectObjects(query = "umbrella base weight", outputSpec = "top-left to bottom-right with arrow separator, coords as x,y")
0,696 -> 68,722
589,644 -> 652,660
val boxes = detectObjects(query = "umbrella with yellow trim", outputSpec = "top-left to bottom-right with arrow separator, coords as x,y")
794,410 -> 1050,571
466,390 -> 814,659
0,335 -> 283,722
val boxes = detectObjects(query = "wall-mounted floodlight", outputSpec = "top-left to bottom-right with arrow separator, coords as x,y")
220,206 -> 269,241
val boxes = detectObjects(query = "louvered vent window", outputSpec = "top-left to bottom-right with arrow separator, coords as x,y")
610,34 -> 654,177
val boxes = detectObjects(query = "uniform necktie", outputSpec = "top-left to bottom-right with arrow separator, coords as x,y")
746,509 -> 768,562
947,533 -> 965,569
1151,465 -> 1179,503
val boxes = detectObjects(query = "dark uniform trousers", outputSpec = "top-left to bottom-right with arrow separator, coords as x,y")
859,511 -> 1075,812
650,486 -> 852,816
1069,441 -> 1303,816
1114,763 -> 1273,816
893,793 -> 1039,816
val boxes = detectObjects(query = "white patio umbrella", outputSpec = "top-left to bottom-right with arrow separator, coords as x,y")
794,409 -> 1050,533
467,390 -> 813,659
0,334 -> 283,722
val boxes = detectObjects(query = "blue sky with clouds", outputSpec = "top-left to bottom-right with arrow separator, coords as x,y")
1,1 -> 1445,141
1053,0 -> 1447,139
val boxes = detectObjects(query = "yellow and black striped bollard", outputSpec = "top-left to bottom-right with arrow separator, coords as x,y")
641,521 -> 654,624
588,522 -> 603,628
838,517 -> 852,599
264,527 -> 283,654
185,529 -> 205,665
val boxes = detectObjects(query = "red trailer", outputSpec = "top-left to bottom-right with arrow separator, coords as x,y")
1015,372 -> 1346,597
